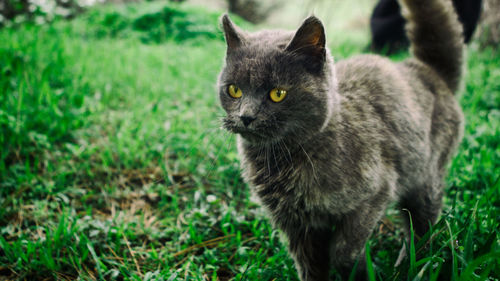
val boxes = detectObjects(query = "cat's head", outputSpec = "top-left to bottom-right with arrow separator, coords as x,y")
217,15 -> 337,145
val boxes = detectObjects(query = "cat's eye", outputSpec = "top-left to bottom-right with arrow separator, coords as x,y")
228,84 -> 242,98
269,88 -> 287,103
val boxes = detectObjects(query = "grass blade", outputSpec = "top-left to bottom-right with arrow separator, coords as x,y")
87,242 -> 105,280
365,242 -> 376,281
445,220 -> 458,281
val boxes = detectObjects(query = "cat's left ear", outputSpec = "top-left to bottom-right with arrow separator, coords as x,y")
221,14 -> 246,51
286,16 -> 326,61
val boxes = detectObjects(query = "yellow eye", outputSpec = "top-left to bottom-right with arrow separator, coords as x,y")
269,88 -> 287,103
228,84 -> 242,98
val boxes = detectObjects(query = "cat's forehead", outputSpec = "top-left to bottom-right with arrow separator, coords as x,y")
227,30 -> 293,64
224,31 -> 297,87
225,51 -> 286,89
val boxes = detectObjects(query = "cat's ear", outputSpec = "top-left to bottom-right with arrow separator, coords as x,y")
286,16 -> 326,61
221,14 -> 246,51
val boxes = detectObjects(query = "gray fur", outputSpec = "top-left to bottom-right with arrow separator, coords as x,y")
217,0 -> 464,280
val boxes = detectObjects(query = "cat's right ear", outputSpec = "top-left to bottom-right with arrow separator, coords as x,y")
221,14 -> 245,51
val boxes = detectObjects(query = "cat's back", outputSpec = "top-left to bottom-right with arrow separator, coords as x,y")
334,54 -> 434,135
332,54 -> 463,187
335,54 -> 399,88
335,54 -> 421,100
334,54 -> 460,127
335,54 -> 459,104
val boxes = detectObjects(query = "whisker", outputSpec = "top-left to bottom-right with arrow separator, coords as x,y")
271,143 -> 281,174
265,146 -> 271,180
278,139 -> 293,167
297,142 -> 319,186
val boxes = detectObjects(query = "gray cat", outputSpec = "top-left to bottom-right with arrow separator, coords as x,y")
217,0 -> 464,280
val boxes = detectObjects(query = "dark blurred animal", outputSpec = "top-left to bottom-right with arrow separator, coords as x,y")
370,0 -> 481,53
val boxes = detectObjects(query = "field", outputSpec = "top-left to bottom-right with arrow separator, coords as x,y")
0,1 -> 499,280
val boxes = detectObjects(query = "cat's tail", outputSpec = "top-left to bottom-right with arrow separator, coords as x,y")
399,0 -> 464,93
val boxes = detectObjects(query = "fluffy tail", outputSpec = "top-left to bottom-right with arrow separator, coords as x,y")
399,0 -> 464,93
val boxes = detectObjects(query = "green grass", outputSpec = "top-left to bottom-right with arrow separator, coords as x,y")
1,1 -> 499,280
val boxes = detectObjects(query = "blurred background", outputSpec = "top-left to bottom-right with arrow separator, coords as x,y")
0,0 -> 376,37
1,0 -> 499,280
2,0 -> 499,46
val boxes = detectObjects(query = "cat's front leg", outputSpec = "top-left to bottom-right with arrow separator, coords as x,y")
330,199 -> 388,281
285,226 -> 332,281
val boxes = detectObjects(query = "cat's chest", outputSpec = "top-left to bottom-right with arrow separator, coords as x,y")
240,147 -> 341,228
238,141 -> 329,210
237,136 -> 392,219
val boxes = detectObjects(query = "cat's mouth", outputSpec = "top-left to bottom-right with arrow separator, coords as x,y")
223,124 -> 272,143
230,127 -> 267,142
223,118 -> 281,143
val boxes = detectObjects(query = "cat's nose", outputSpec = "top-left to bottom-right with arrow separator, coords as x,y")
240,115 -> 256,127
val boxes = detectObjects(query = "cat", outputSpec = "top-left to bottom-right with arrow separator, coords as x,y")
217,0 -> 464,280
